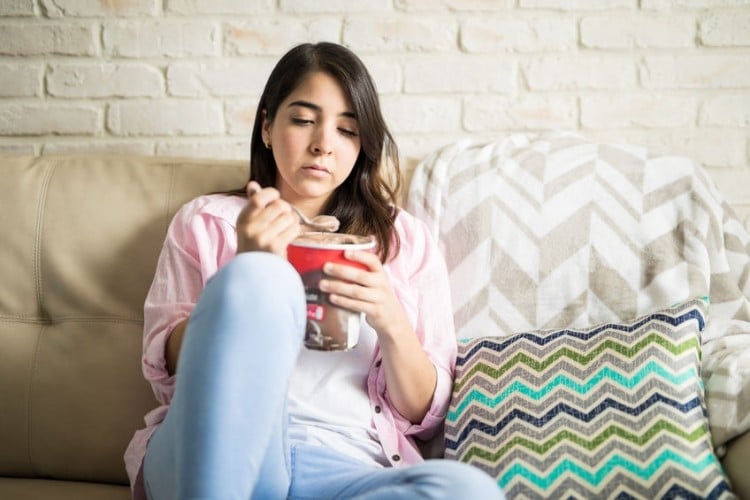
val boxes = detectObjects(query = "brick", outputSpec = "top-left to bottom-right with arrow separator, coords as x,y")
396,0 -> 513,10
0,103 -> 101,135
47,63 -> 162,98
360,57 -> 402,94
43,141 -> 155,155
107,100 -> 224,136
643,0 -> 750,9
281,0 -> 388,12
156,140 -> 250,160
225,19 -> 340,56
461,17 -> 577,53
404,56 -> 515,94
642,55 -> 750,88
706,168 -> 750,204
39,0 -> 157,17
104,21 -> 220,58
166,0 -> 273,15
524,56 -> 637,90
0,0 -> 35,16
581,13 -> 694,48
700,95 -> 750,127
344,17 -> 457,52
464,95 -> 577,131
0,64 -> 42,97
396,133 -> 473,160
225,99 -> 258,136
0,23 -> 98,56
581,94 -> 696,128
700,11 -> 750,47
589,128 -> 747,168
167,60 -> 274,97
380,96 -> 460,133
520,0 -> 634,8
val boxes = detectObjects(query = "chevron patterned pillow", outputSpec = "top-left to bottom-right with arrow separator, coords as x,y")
444,298 -> 734,499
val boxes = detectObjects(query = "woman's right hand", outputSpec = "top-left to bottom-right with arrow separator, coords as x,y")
235,181 -> 300,257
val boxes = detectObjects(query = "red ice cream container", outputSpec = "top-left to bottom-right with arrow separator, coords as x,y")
287,233 -> 376,351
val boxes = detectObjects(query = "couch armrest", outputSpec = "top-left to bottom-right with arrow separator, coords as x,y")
722,430 -> 750,498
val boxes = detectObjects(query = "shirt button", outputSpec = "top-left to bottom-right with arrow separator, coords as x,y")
392,454 -> 401,462
374,405 -> 381,413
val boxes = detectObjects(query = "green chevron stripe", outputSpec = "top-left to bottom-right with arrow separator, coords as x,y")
454,334 -> 699,393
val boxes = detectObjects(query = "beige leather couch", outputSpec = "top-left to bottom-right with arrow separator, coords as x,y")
1,154 -> 748,499
0,156 -> 247,499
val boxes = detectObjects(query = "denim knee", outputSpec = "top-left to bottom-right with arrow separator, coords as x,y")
412,460 -> 505,500
188,252 -> 307,361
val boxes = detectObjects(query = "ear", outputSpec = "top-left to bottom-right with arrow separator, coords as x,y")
261,109 -> 271,144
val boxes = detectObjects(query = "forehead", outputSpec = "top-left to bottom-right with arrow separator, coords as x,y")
283,71 -> 354,114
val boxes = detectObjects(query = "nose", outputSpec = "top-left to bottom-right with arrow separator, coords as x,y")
310,125 -> 334,156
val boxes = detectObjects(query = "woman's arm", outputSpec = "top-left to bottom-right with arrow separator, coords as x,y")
321,250 -> 437,423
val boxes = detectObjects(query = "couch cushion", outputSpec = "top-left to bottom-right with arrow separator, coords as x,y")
0,156 -> 247,484
444,298 -> 732,498
0,477 -> 129,500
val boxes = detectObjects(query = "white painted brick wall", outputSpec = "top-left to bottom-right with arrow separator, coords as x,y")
0,2 -> 748,221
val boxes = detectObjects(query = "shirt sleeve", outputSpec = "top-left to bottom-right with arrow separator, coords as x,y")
386,210 -> 457,440
141,196 -> 236,404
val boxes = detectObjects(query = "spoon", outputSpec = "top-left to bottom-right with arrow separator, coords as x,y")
291,205 -> 340,233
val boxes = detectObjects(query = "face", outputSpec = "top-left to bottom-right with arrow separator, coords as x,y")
262,71 -> 361,213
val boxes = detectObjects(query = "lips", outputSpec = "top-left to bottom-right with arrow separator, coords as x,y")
302,165 -> 330,175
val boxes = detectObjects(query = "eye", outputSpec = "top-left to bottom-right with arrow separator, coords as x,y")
291,117 -> 313,125
339,128 -> 358,138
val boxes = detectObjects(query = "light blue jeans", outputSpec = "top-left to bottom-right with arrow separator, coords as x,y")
143,252 -> 504,500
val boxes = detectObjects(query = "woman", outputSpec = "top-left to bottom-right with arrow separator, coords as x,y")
124,42 -> 504,499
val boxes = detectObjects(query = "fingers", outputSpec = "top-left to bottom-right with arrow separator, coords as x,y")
246,180 -> 261,197
236,181 -> 301,255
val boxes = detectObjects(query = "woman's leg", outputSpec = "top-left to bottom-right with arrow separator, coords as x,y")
289,444 -> 505,500
144,252 -> 307,500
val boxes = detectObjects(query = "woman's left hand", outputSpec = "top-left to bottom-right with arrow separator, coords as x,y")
319,250 -> 411,341
322,248 -> 437,423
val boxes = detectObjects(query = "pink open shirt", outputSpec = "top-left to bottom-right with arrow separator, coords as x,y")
124,194 -> 457,498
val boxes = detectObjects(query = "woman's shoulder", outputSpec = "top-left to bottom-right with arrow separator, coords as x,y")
390,207 -> 441,269
173,193 -> 245,227
393,207 -> 434,246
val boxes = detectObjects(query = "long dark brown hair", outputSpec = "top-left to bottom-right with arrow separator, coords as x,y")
241,42 -> 401,262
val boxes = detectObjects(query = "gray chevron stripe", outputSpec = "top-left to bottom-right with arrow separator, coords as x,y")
453,365 -> 702,407
446,399 -> 705,444
455,340 -> 698,373
455,319 -> 701,364
448,407 -> 707,443
446,381 -> 703,434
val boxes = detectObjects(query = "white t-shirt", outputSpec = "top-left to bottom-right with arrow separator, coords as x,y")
287,317 -> 390,467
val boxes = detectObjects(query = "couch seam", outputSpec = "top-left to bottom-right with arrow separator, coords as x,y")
26,322 -> 45,476
32,159 -> 55,322
0,316 -> 143,325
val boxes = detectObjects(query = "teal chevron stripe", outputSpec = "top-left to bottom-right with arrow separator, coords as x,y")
499,450 -> 720,489
449,361 -> 698,420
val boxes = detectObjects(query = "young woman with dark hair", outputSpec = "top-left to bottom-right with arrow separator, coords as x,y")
124,42 -> 504,500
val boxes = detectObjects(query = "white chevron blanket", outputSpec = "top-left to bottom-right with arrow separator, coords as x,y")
406,131 -> 750,448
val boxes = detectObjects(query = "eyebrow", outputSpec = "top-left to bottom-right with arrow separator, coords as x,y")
287,100 -> 356,120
